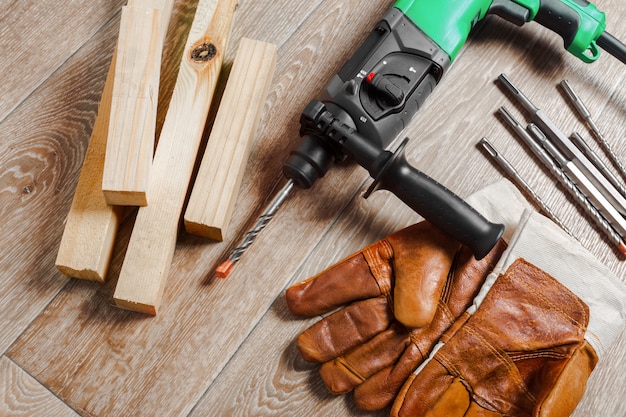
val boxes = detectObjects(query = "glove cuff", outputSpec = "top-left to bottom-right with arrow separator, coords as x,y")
487,210 -> 626,358
463,180 -> 625,358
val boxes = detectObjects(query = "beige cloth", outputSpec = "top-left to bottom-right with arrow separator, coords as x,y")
467,179 -> 626,359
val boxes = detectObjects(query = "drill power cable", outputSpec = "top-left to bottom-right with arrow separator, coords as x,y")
216,179 -> 296,278
598,31 -> 626,64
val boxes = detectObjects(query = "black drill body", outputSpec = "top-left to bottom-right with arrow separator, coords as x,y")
283,8 -> 504,259
284,8 -> 450,188
219,1 -> 626,273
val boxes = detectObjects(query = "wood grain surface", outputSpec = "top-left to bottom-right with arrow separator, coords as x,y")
1,0 -> 625,416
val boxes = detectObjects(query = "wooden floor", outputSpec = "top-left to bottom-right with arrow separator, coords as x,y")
1,0 -> 625,416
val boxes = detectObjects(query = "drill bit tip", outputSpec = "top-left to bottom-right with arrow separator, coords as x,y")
498,74 -> 539,113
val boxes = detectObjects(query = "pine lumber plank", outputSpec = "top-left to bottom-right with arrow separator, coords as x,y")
102,0 -> 175,207
55,54 -> 125,282
112,0 -> 238,314
0,356 -> 80,417
5,2 -> 386,416
184,38 -> 277,241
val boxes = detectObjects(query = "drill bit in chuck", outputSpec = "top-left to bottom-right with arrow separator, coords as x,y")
216,179 -> 296,278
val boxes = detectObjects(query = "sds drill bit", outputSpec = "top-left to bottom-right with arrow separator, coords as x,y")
559,79 -> 626,182
498,104 -> 626,255
479,137 -> 572,236
216,179 -> 295,278
570,132 -> 626,199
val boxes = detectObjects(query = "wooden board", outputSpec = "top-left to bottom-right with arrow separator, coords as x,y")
55,54 -> 125,282
56,0 -> 175,280
102,0 -> 175,206
2,0 -> 626,416
184,38 -> 277,241
112,0 -> 238,314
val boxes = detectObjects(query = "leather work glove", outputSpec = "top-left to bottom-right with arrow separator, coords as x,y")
284,180 -> 524,411
392,210 -> 626,417
285,220 -> 507,410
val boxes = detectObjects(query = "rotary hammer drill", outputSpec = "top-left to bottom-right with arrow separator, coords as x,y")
217,0 -> 626,277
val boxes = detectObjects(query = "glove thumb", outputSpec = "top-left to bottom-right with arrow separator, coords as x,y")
387,224 -> 459,328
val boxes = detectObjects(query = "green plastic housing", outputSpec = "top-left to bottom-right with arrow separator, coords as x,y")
393,0 -> 606,63
561,0 -> 606,62
393,0 -> 492,60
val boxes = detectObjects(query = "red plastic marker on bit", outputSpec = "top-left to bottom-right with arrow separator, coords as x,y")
216,259 -> 234,279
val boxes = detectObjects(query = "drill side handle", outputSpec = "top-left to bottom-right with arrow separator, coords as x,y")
366,139 -> 505,260
295,101 -> 504,259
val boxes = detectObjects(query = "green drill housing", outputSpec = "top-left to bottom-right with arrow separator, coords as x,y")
394,0 -> 607,63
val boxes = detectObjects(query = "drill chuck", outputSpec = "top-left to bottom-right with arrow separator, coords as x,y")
282,135 -> 335,189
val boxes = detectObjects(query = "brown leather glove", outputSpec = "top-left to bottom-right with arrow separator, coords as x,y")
285,221 -> 506,410
392,258 -> 598,417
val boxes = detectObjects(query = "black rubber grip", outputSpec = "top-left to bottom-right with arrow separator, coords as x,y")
535,0 -> 581,48
303,100 -> 506,260
371,141 -> 505,259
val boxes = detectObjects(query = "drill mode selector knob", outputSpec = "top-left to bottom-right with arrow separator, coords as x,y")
365,72 -> 405,106
359,52 -> 436,121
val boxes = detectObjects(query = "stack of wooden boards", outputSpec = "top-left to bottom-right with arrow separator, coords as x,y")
55,0 -> 277,315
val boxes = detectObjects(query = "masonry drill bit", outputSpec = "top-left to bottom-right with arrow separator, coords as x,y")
498,107 -> 626,255
479,137 -> 572,236
498,74 -> 626,217
216,179 -> 296,278
570,132 -> 626,199
560,79 -> 626,182
528,123 -> 626,255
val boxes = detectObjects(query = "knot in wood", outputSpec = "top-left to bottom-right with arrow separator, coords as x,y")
191,42 -> 217,62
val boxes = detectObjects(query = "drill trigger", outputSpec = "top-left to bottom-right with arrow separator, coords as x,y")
488,0 -> 531,26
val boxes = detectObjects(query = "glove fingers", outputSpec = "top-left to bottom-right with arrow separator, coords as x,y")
286,249 -> 390,317
296,297 -> 393,362
394,376 -> 474,417
391,357 -> 456,417
424,377 -> 471,417
354,341 -> 426,411
319,322 -> 409,395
